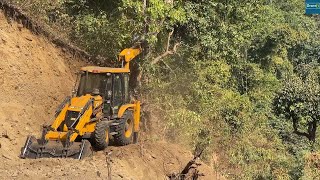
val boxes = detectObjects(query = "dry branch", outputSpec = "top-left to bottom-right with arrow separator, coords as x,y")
167,147 -> 205,180
106,151 -> 112,180
151,29 -> 180,65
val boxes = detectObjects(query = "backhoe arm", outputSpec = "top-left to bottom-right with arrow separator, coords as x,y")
118,43 -> 142,70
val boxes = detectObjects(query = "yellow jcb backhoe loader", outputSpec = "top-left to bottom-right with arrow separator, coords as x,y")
20,42 -> 143,159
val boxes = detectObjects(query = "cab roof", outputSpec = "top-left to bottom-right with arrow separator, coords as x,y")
81,66 -> 130,73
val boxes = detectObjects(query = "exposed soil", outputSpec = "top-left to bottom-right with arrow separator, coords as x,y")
0,10 -> 222,180
1,141 -> 222,180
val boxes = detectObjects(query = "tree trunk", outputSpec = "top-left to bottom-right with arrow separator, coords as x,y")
292,117 -> 311,140
308,120 -> 317,142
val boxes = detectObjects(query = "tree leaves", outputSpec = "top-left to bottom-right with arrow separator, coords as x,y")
274,65 -> 320,141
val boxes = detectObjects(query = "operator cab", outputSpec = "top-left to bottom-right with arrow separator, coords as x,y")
76,66 -> 131,116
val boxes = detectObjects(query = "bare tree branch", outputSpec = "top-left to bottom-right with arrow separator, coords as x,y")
151,29 -> 180,65
166,30 -> 173,52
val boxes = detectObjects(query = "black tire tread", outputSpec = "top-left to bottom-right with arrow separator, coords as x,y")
92,121 -> 109,150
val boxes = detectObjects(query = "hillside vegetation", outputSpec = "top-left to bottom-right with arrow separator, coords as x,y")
0,7 -> 220,179
7,0 -> 320,179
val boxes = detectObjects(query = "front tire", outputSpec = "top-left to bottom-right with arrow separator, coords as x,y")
92,121 -> 109,150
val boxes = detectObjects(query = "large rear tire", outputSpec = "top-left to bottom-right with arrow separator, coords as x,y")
92,121 -> 109,150
113,111 -> 134,146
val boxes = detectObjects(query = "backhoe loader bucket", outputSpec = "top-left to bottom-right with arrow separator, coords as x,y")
20,136 -> 92,159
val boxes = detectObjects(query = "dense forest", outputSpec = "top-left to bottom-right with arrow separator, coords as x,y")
8,0 -> 320,179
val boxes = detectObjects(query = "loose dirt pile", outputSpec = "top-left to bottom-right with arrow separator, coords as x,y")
0,10 -> 221,180
1,141 -> 219,180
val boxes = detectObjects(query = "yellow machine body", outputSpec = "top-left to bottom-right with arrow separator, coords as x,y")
45,95 -> 141,142
20,43 -> 143,159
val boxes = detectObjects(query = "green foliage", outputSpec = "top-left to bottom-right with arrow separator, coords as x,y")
275,65 -> 320,141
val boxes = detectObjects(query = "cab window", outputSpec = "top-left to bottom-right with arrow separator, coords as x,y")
113,74 -> 122,110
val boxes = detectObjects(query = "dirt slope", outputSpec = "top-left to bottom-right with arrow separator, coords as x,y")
0,10 -> 221,180
0,10 -> 84,158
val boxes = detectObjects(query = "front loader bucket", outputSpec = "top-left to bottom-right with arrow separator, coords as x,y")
20,136 -> 92,159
